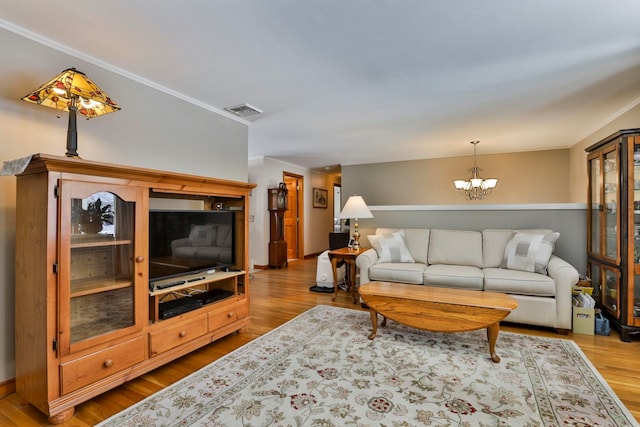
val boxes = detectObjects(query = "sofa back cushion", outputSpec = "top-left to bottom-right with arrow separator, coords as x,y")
482,229 -> 514,268
375,228 -> 430,264
427,229 -> 483,267
215,224 -> 233,248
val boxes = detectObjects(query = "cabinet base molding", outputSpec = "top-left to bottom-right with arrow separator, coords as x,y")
611,320 -> 640,342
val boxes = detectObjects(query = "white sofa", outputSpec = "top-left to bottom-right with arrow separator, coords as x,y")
356,228 -> 580,333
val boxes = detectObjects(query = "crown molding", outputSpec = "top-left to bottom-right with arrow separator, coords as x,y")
0,19 -> 248,125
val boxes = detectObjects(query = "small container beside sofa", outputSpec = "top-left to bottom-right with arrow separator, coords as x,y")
356,228 -> 580,333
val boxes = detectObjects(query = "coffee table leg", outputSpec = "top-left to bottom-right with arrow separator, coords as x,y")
368,310 -> 378,340
486,323 -> 501,363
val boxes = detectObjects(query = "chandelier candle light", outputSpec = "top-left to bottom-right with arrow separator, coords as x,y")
453,141 -> 498,200
22,68 -> 121,158
339,195 -> 373,251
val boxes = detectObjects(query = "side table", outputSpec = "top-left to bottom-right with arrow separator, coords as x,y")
329,247 -> 367,304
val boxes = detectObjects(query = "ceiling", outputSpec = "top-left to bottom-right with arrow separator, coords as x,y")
2,1 -> 640,170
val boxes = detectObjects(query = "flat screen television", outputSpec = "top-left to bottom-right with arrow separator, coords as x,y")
149,209 -> 235,283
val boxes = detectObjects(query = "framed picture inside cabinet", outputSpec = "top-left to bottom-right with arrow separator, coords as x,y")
313,188 -> 328,208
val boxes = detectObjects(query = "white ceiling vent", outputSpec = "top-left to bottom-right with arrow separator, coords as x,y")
224,103 -> 263,117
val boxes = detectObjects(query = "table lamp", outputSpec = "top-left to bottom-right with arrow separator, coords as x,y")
339,195 -> 373,251
22,68 -> 121,157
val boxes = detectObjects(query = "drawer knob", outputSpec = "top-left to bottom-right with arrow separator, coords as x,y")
179,330 -> 187,337
103,359 -> 114,368
227,312 -> 234,318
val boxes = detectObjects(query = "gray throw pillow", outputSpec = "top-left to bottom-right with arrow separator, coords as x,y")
502,232 -> 559,274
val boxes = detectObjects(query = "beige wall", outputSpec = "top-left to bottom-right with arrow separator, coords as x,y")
248,157 -> 341,267
343,149 -> 570,205
569,103 -> 640,203
0,29 -> 248,382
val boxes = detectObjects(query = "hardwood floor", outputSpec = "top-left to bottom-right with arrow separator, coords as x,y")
1,258 -> 639,425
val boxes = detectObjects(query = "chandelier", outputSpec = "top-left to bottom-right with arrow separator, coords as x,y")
453,141 -> 498,200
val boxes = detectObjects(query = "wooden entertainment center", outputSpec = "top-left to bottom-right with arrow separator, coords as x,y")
12,154 -> 255,423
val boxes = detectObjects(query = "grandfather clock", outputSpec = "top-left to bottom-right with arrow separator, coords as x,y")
268,183 -> 288,268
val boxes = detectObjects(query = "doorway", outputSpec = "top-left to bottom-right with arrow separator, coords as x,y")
283,173 -> 303,260
333,184 -> 342,231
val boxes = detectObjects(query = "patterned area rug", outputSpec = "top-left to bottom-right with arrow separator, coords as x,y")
98,305 -> 637,426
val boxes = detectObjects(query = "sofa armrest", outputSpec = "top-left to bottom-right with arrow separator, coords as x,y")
547,255 -> 580,330
356,248 -> 378,285
171,237 -> 190,254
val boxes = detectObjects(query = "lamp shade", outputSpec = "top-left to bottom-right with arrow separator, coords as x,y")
339,195 -> 373,219
21,68 -> 121,158
22,68 -> 120,118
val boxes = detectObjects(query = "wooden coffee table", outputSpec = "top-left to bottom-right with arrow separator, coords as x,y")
358,281 -> 518,363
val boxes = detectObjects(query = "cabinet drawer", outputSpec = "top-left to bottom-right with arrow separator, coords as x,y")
208,301 -> 249,331
149,313 -> 208,356
61,335 -> 145,395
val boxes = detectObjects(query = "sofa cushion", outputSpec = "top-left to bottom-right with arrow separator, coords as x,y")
173,246 -> 199,259
368,230 -> 415,263
484,267 -> 556,297
195,246 -> 226,261
502,232 -> 559,274
423,264 -> 484,290
369,262 -> 427,284
427,229 -> 483,268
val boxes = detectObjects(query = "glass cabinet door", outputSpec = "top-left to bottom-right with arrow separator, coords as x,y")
603,149 -> 619,261
633,142 -> 640,325
588,261 -> 602,302
58,181 -> 146,354
602,264 -> 621,316
589,156 -> 601,255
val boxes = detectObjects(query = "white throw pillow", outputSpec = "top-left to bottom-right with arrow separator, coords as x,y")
367,230 -> 415,263
502,232 -> 559,274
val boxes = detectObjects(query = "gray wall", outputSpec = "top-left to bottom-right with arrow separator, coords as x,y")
0,28 -> 248,382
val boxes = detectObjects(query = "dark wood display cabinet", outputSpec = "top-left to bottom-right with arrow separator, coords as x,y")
12,154 -> 255,423
586,129 -> 640,341
268,184 -> 288,268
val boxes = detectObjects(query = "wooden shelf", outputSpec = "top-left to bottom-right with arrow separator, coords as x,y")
71,236 -> 133,248
71,278 -> 132,298
149,270 -> 244,297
